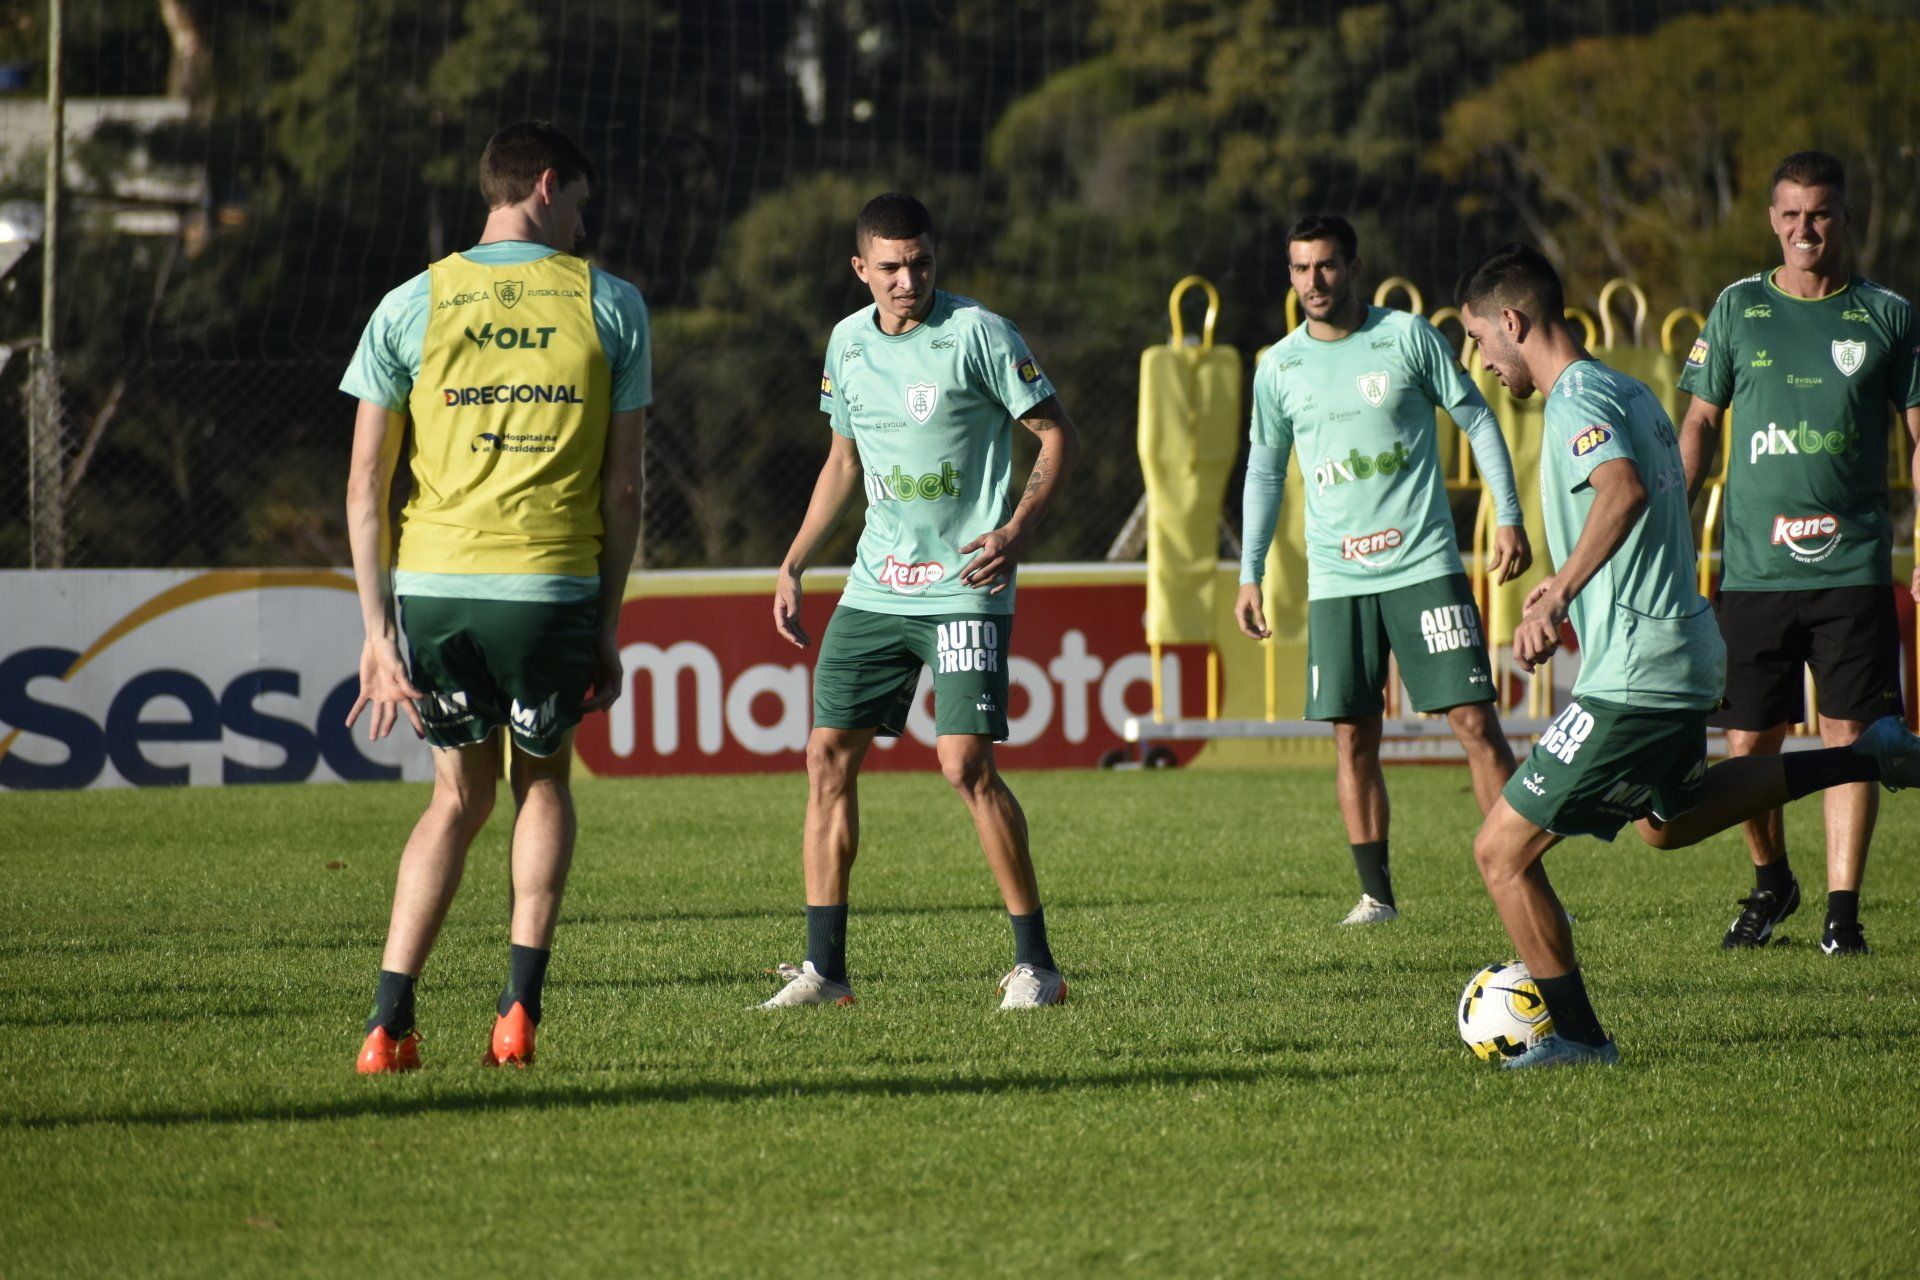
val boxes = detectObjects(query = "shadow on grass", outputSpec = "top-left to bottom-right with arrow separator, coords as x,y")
5,1059 -> 1387,1132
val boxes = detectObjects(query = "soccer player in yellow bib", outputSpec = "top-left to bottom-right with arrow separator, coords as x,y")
339,122 -> 650,1072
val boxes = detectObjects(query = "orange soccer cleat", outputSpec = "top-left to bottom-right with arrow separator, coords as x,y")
356,1026 -> 423,1074
482,1001 -> 536,1068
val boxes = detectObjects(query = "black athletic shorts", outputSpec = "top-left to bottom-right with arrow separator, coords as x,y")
1709,586 -> 1904,730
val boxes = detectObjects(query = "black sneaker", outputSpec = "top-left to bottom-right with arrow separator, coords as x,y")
1721,880 -> 1800,949
1820,920 -> 1870,956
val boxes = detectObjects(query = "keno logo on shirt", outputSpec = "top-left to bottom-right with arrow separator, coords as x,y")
1771,513 -> 1842,561
1341,527 -> 1403,564
1569,425 -> 1613,457
877,555 -> 947,595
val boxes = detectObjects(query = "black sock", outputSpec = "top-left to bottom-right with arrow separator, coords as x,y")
1534,968 -> 1607,1047
366,970 -> 416,1037
1782,747 -> 1878,800
1350,840 -> 1393,906
1010,907 -> 1056,971
1826,890 -> 1860,932
499,944 -> 550,1024
806,904 -> 849,984
1755,856 -> 1795,896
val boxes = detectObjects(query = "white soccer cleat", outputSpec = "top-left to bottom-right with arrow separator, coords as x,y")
1339,893 -> 1399,926
756,961 -> 855,1009
997,963 -> 1067,1009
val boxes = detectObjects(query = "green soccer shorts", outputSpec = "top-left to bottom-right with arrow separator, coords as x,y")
1504,697 -> 1710,841
399,594 -> 600,756
1306,573 -> 1494,720
812,606 -> 1010,740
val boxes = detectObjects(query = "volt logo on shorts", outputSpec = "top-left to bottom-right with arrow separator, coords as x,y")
1748,420 -> 1859,464
1312,443 -> 1411,495
936,620 -> 1001,674
1521,772 -> 1547,796
876,556 -> 946,595
1420,603 -> 1483,655
442,384 -> 584,407
463,322 -> 558,351
866,462 -> 962,503
1770,513 -> 1842,562
1341,528 -> 1403,564
1539,702 -> 1595,765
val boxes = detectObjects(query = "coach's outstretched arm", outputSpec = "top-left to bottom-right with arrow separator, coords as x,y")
344,399 -> 424,741
585,407 -> 647,712
1513,457 -> 1647,671
774,432 -> 864,649
959,394 -> 1081,593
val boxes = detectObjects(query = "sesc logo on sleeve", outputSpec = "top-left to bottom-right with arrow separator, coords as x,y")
1569,425 -> 1614,457
1686,338 -> 1709,368
1015,357 -> 1042,385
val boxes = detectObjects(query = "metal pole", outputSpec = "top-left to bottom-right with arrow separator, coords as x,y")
29,0 -> 66,568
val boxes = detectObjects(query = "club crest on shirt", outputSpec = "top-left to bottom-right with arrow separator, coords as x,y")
1686,338 -> 1709,368
497,280 -> 524,309
1569,425 -> 1613,457
1356,371 -> 1390,407
906,382 -> 939,423
1832,339 -> 1865,377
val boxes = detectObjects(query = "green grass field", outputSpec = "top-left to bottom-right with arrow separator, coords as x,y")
5,766 -> 1919,1278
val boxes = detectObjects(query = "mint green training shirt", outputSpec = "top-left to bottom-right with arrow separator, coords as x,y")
1240,307 -> 1522,597
1541,359 -> 1725,711
339,241 -> 652,603
820,290 -> 1056,617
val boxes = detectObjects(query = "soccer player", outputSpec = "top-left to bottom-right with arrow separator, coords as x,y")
1457,243 -> 1920,1069
1678,151 -> 1920,955
340,121 -> 650,1072
1235,214 -> 1532,924
764,192 -> 1081,1009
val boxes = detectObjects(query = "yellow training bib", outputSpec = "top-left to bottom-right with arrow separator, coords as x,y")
399,252 -> 611,576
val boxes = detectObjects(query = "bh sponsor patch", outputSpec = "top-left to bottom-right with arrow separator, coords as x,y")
1569,425 -> 1613,457
1686,338 -> 1709,368
820,371 -> 833,398
1015,357 -> 1042,385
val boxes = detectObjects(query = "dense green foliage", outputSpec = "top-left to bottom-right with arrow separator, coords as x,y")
5,767 -> 1918,1276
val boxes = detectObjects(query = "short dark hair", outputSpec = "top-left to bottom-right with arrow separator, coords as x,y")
1772,150 -> 1846,201
856,193 -> 936,252
479,121 -> 596,208
1285,213 -> 1358,262
1455,242 -> 1566,324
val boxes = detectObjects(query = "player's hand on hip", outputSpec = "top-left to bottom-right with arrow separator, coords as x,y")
1234,582 -> 1271,640
1489,524 -> 1532,585
582,631 -> 624,713
959,525 -> 1029,595
346,635 -> 424,740
773,572 -> 810,648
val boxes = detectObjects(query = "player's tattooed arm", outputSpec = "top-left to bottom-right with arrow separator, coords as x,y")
960,395 -> 1082,593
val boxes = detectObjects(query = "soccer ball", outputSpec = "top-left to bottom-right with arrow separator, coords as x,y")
1457,960 -> 1553,1061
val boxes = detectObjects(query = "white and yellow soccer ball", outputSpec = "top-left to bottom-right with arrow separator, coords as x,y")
1457,960 -> 1553,1061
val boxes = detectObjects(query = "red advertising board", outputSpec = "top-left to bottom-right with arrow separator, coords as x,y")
573,568 -> 1211,775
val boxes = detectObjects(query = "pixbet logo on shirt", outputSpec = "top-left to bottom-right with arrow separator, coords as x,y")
935,620 -> 1001,674
1340,528 -> 1403,565
1312,443 -> 1412,495
865,462 -> 962,503
1770,513 -> 1842,561
876,556 -> 947,595
1747,421 -> 1859,464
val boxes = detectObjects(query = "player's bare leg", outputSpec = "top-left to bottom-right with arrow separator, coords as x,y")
1816,715 -> 1875,892
937,733 -> 1062,1006
804,726 -> 877,905
1446,701 -> 1519,815
487,732 -> 579,1066
1333,714 -> 1396,922
380,736 -> 501,974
